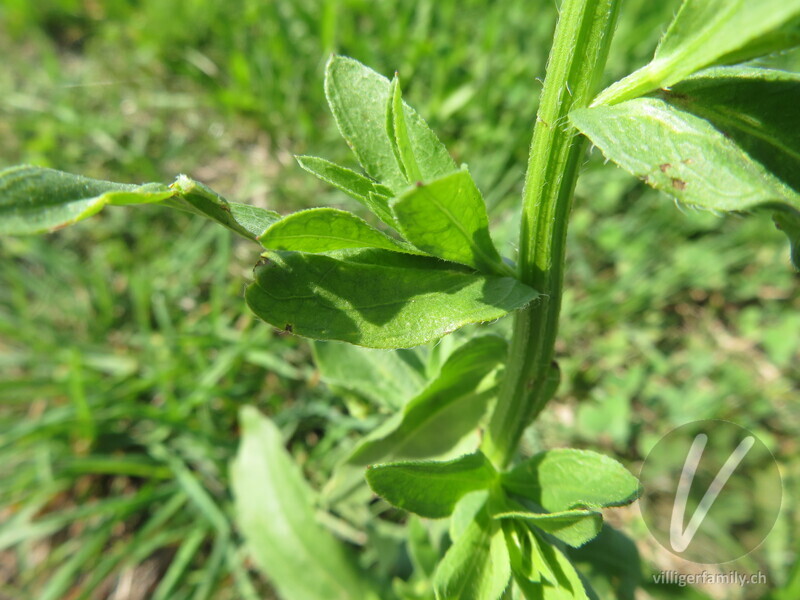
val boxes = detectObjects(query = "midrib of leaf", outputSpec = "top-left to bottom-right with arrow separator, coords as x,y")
497,509 -> 598,520
323,281 -> 468,311
260,279 -> 467,308
271,233 -> 383,242
265,231 -> 416,252
256,258 -> 512,310
382,470 -> 492,487
0,166 -> 137,208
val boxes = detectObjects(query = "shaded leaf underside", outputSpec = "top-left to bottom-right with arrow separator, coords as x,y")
245,249 -> 537,348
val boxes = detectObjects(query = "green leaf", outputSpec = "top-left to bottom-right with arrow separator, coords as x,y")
433,498 -> 511,600
666,67 -> 800,195
228,202 -> 282,239
716,20 -> 800,67
366,452 -> 497,518
295,155 -> 397,227
665,67 -> 800,268
312,342 -> 428,410
0,166 -> 280,240
408,516 -> 441,579
391,169 -> 512,275
258,207 -> 417,254
348,335 -> 507,464
450,490 -> 490,541
320,337 -> 497,506
655,0 -> 800,67
353,385 -> 490,463
502,521 -> 556,585
231,406 -> 377,600
388,76 -> 424,182
594,0 -> 800,105
368,191 -> 397,226
386,76 -> 407,182
324,55 -> 456,193
571,98 -> 799,211
168,175 -> 280,240
245,249 -> 537,349
513,537 -> 591,600
502,449 -> 641,513
571,90 -> 800,265
0,165 -> 173,235
496,509 -> 603,549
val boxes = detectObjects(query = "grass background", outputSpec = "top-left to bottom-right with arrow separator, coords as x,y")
1,0 -> 798,598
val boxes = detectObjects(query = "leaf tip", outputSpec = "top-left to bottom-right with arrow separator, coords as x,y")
238,405 -> 262,433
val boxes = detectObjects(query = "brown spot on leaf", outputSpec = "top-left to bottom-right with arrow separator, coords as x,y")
415,181 -> 424,187
671,178 -> 686,191
284,323 -> 293,333
661,89 -> 688,102
682,158 -> 694,165
659,163 -> 671,173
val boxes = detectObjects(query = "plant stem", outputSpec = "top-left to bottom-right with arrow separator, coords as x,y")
482,0 -> 621,468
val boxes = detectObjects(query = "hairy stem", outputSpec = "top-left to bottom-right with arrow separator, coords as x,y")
483,0 -> 621,468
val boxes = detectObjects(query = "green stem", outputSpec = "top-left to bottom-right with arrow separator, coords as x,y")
482,0 -> 621,468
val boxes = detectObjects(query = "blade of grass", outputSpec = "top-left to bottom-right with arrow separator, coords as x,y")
191,533 -> 229,600
67,348 -> 95,449
0,484 -> 173,551
152,524 -> 211,600
38,521 -> 114,600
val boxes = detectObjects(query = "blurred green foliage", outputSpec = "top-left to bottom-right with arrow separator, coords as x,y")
0,0 -> 797,598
